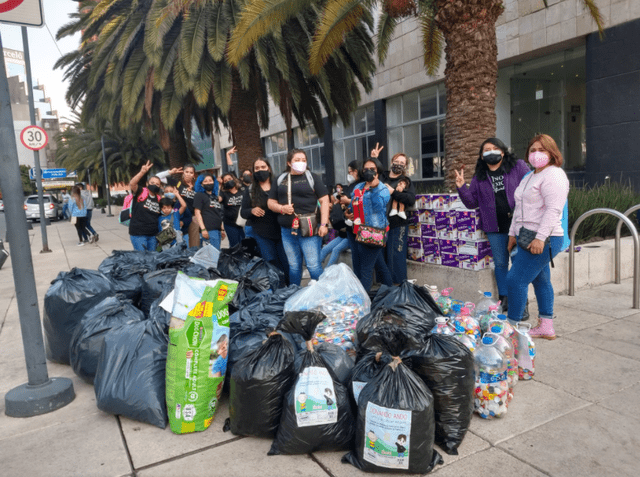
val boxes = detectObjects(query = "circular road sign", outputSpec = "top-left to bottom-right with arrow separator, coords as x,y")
0,0 -> 25,14
20,125 -> 48,151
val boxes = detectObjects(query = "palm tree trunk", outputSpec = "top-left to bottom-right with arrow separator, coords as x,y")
437,2 -> 504,188
228,69 -> 264,173
168,121 -> 189,169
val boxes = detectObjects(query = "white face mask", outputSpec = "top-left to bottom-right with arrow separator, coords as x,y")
291,162 -> 307,173
346,174 -> 356,184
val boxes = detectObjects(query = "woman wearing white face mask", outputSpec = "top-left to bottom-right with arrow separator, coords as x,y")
267,149 -> 330,285
506,134 -> 569,340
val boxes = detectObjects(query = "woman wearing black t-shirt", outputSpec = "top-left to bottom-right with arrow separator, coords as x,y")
267,149 -> 330,285
220,172 -> 245,248
193,174 -> 225,249
129,161 -> 163,251
241,158 -> 289,281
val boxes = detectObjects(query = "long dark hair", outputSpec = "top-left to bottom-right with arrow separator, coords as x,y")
473,138 -> 520,181
250,157 -> 273,207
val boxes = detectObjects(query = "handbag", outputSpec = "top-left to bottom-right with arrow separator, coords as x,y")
287,173 -> 319,237
354,187 -> 388,248
70,216 -> 77,225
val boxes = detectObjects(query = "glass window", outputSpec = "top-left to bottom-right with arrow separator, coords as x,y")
292,125 -> 326,184
331,104 -> 376,185
354,108 -> 367,135
403,91 -> 419,123
386,96 -> 402,127
420,87 -> 437,119
263,132 -> 289,176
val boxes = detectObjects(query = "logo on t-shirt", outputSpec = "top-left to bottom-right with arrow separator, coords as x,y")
209,197 -> 221,208
144,198 -> 160,214
490,174 -> 505,194
227,195 -> 243,207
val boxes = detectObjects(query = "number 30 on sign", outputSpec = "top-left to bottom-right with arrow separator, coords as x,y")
20,125 -> 48,151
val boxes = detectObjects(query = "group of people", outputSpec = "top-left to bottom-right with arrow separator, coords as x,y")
63,184 -> 100,246
124,133 -> 568,341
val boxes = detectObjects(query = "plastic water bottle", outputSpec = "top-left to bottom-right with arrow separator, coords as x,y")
436,287 -> 454,315
514,323 -> 536,380
425,284 -> 440,301
486,324 -> 517,401
476,291 -> 500,317
451,305 -> 480,342
454,332 -> 477,353
479,306 -> 499,334
431,317 -> 455,335
474,334 -> 508,419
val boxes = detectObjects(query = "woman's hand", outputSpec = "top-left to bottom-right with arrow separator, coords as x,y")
370,142 -> 384,158
340,195 -> 352,206
454,166 -> 465,188
252,207 -> 265,217
221,230 -> 226,240
507,236 -> 517,253
226,146 -> 237,165
281,204 -> 295,215
318,225 -> 328,237
528,238 -> 545,255
169,167 -> 183,176
344,211 -> 354,220
395,181 -> 406,192
201,230 -> 210,240
140,160 -> 153,174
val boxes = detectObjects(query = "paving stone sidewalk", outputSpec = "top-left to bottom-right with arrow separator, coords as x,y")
0,212 -> 639,477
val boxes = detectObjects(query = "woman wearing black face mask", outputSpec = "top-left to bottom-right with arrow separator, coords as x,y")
455,137 -> 530,312
194,174 -> 225,249
128,161 -> 163,251
241,157 -> 290,282
219,173 -> 245,247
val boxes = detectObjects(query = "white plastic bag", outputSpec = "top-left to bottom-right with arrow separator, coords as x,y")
190,243 -> 220,269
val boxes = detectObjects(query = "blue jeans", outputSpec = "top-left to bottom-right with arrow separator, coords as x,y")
130,235 -> 158,251
253,233 -> 289,284
225,224 -> 245,248
62,203 -> 70,220
507,236 -> 564,321
85,209 -> 97,235
280,227 -> 323,286
321,236 -> 349,267
244,225 -> 255,239
346,229 -> 361,278
385,225 -> 408,284
202,230 -> 221,250
356,242 -> 393,292
486,232 -> 510,296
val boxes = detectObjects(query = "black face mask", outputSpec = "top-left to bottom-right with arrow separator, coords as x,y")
242,174 -> 252,184
148,184 -> 161,194
391,164 -> 405,175
483,152 -> 503,165
362,169 -> 377,183
203,183 -> 214,192
224,180 -> 235,190
253,170 -> 270,183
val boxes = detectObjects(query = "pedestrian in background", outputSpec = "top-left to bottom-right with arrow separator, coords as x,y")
61,189 -> 71,221
69,185 -> 89,246
77,183 -> 99,242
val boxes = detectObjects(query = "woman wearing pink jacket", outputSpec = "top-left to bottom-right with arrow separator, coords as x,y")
506,134 -> 569,339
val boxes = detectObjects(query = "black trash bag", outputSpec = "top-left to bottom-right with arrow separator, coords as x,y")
108,269 -> 145,306
371,281 -> 442,317
349,352 -> 393,405
153,242 -> 197,266
356,304 -> 437,355
342,355 -> 443,474
269,311 -> 355,455
244,257 -> 285,291
94,319 -> 169,428
69,296 -> 145,383
229,332 -> 295,438
154,257 -> 210,280
148,288 -> 173,335
139,269 -> 178,315
229,276 -> 270,314
43,268 -> 114,364
406,334 -> 475,455
294,342 -> 354,386
217,244 -> 253,279
98,250 -> 156,276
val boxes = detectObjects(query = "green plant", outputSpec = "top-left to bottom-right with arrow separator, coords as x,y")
568,181 -> 640,244
112,195 -> 125,206
414,181 -> 449,194
94,198 -> 107,209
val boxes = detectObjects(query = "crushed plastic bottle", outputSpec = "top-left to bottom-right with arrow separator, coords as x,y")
474,334 -> 508,419
486,324 -> 517,402
436,287 -> 454,315
514,322 -> 536,380
431,317 -> 455,336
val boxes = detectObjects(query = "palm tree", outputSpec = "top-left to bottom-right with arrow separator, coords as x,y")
229,0 -> 604,186
56,0 -> 377,171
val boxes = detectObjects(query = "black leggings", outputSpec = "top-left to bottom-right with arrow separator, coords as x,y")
74,217 -> 89,242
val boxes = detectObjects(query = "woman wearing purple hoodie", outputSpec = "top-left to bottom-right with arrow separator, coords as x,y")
455,138 -> 530,311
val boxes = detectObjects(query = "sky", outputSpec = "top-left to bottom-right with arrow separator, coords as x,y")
0,0 -> 82,123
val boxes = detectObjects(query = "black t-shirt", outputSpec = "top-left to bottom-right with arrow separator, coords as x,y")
487,168 -> 511,234
129,191 -> 161,236
221,189 -> 244,227
380,171 -> 416,229
241,184 -> 281,241
177,183 -> 196,213
268,172 -> 329,228
193,192 -> 223,231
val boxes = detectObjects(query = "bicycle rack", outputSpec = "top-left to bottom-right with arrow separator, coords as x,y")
615,204 -> 640,284
569,208 -> 639,309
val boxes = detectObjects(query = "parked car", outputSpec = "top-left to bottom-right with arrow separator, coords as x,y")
0,199 -> 3,212
24,194 -> 63,221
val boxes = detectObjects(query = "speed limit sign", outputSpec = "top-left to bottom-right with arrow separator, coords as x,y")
20,125 -> 48,151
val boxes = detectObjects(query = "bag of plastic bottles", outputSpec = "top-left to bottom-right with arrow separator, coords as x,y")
69,296 -> 145,383
342,325 -> 443,473
229,331 -> 296,438
269,311 -> 355,455
514,323 -> 536,380
371,281 -> 441,318
474,335 -> 508,419
94,319 -> 169,428
43,268 -> 114,364
408,334 -> 475,455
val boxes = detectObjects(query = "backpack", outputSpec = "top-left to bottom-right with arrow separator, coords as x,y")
119,188 -> 149,226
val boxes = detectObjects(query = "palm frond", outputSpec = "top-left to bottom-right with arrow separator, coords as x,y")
376,11 -> 399,65
419,9 -> 443,76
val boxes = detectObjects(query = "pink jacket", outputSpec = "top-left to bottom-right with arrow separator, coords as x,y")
509,166 -> 569,241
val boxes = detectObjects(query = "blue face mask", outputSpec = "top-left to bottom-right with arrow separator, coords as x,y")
164,192 -> 176,200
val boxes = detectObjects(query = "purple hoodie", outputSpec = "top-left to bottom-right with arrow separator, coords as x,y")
457,159 -> 531,233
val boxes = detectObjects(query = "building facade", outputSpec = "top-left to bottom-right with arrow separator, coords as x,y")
214,1 -> 640,191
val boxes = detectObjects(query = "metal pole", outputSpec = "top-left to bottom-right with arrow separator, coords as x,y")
0,32 -> 74,417
101,135 -> 114,216
569,208 -> 640,308
615,204 -> 640,284
21,27 -> 51,253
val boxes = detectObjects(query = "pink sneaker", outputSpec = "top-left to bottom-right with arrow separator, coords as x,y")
529,318 -> 556,340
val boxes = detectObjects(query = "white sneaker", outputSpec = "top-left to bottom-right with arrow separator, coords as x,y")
398,211 -> 407,219
77,242 -> 85,247
345,219 -> 353,226
389,209 -> 398,217
89,235 -> 95,244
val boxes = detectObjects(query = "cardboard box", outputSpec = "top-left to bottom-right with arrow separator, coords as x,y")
438,239 -> 459,254
459,254 -> 493,271
408,210 -> 420,224
408,223 -> 422,237
448,194 -> 464,210
421,224 -> 437,238
421,237 -> 440,256
425,255 -> 442,265
434,211 -> 453,231
456,210 -> 481,232
431,194 -> 450,210
415,194 -> 431,209
436,228 -> 458,240
458,239 -> 491,256
419,209 -> 435,225
407,240 -> 424,262
458,229 -> 487,241
441,252 -> 459,268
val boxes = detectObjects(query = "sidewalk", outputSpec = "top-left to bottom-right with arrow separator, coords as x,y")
1,212 -> 639,477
